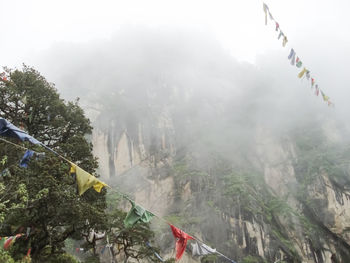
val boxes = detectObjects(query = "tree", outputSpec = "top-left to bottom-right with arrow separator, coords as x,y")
96,192 -> 162,263
0,66 -> 107,261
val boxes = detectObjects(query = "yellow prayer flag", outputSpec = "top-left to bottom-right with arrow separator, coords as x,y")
70,165 -> 76,174
298,68 -> 307,78
93,181 -> 108,193
282,36 -> 288,47
70,163 -> 108,195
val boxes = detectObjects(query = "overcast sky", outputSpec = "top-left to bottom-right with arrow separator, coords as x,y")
1,0 -> 349,111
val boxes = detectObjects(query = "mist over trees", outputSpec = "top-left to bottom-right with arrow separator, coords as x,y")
1,27 -> 350,262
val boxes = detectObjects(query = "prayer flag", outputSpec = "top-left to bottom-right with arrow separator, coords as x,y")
321,91 -> 329,101
191,241 -> 216,257
288,49 -> 296,65
124,199 -> 154,228
315,85 -> 320,96
311,78 -> 315,86
0,118 -> 40,144
170,225 -> 194,260
306,70 -> 310,80
263,3 -> 269,25
0,237 -> 7,249
288,49 -> 295,59
278,31 -> 284,40
26,227 -> 31,237
282,36 -> 288,47
3,234 -> 22,250
3,237 -> 13,250
20,150 -> 35,168
275,22 -> 279,31
296,57 -> 302,68
69,164 -> 107,195
298,68 -> 307,78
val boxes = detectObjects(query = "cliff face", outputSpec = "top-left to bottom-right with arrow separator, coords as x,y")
91,102 -> 350,263
46,28 -> 350,263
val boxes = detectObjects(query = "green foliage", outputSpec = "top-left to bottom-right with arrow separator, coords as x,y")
103,192 -> 159,262
39,253 -> 79,263
201,254 -> 218,262
242,255 -> 261,263
0,66 -> 106,260
164,214 -> 185,227
0,249 -> 16,263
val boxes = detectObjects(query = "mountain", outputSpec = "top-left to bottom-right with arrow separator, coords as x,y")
42,27 -> 350,263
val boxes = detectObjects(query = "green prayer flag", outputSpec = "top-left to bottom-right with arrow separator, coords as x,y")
123,200 -> 154,228
0,237 -> 7,249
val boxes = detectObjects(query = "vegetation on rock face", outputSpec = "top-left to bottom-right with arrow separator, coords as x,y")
153,118 -> 350,262
291,122 -> 350,262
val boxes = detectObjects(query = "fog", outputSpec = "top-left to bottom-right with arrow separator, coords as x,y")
32,25 -> 346,128
15,25 -> 345,175
2,1 -> 350,260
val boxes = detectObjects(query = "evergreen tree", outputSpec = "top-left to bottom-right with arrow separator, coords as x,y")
0,66 -> 106,261
0,66 -> 160,263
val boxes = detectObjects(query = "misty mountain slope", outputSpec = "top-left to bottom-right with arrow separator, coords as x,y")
41,28 -> 350,263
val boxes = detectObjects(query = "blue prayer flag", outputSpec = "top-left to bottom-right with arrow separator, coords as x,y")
20,150 -> 35,168
0,118 -> 40,145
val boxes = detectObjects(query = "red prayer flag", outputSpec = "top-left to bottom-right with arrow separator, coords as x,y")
311,78 -> 315,86
170,225 -> 194,260
4,236 -> 14,250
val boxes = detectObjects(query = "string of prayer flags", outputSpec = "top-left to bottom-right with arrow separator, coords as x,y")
69,163 -> 107,195
262,3 -> 333,107
0,119 -> 108,196
0,118 -> 40,145
170,224 -> 194,260
263,3 -> 288,47
123,199 -> 154,228
191,241 -> 217,257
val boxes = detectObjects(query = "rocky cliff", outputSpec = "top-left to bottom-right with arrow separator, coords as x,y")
48,28 -> 350,263
90,93 -> 350,263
